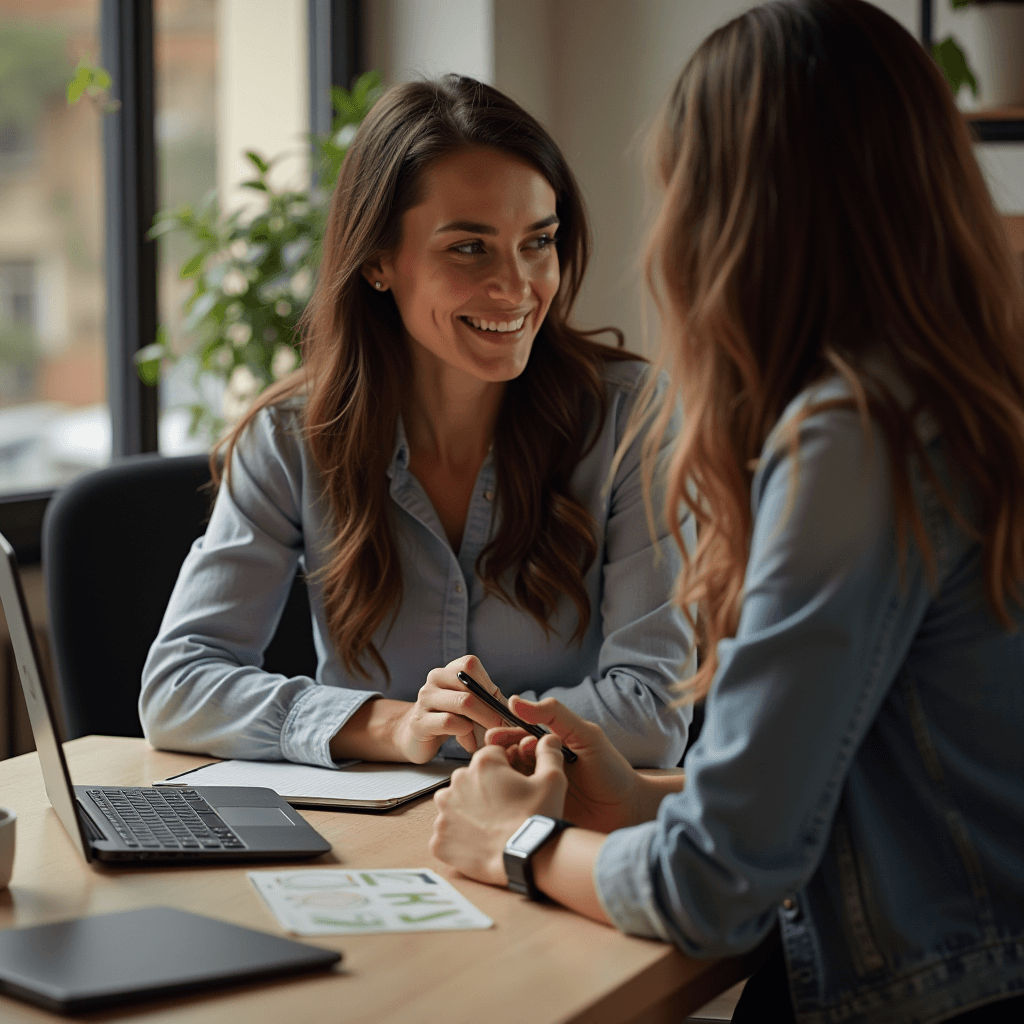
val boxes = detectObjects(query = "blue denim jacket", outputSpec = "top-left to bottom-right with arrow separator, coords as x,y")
140,360 -> 694,769
595,379 -> 1024,1023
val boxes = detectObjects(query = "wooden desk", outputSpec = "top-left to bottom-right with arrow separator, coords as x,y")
0,737 -> 766,1024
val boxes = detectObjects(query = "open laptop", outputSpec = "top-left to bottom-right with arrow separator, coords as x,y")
0,530 -> 331,865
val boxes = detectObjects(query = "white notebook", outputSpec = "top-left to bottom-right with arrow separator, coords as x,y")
155,758 -> 457,810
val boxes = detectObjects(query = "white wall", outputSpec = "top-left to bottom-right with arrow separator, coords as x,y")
365,0 -> 494,85
493,0 -> 555,131
217,0 -> 309,216
544,0 -> 760,349
365,0 -> 1020,354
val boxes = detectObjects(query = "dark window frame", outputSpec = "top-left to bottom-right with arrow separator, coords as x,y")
0,0 -> 363,565
104,0 -> 160,462
309,0 -> 363,153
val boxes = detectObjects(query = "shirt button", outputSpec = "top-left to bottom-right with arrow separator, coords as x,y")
455,583 -> 463,594
782,898 -> 795,910
484,490 -> 494,501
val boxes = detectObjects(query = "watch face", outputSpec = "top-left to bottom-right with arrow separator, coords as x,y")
508,817 -> 554,854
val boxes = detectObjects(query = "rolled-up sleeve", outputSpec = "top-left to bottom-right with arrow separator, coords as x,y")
139,407 -> 377,767
522,377 -> 696,768
594,821 -> 673,940
592,404 -> 939,955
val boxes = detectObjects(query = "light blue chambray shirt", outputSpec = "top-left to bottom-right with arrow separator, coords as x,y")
594,378 -> 1024,1024
140,360 -> 695,769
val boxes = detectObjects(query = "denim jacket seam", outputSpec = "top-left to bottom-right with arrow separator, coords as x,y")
786,595 -> 904,1006
800,590 -> 903,855
901,669 -> 996,926
798,931 -> 1024,1023
832,804 -> 888,979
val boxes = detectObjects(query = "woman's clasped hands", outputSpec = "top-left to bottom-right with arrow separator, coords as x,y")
430,693 -> 680,887
392,655 -> 509,763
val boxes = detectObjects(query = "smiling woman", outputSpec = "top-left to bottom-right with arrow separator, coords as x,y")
375,150 -> 561,385
139,76 -> 696,772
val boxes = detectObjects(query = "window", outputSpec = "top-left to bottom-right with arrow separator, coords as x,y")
154,0 -> 310,455
0,0 -> 359,561
0,1 -> 107,499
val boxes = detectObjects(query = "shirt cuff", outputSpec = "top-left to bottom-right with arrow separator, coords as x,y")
279,686 -> 381,768
594,821 -> 674,942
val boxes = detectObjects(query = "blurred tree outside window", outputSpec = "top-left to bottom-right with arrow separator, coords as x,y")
0,1 -> 107,496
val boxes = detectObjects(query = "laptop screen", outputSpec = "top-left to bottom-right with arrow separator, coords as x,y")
0,532 -> 90,861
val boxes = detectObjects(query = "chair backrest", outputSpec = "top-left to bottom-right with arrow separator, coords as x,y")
42,454 -> 317,740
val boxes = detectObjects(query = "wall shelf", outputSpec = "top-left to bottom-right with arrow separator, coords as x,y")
965,108 -> 1024,144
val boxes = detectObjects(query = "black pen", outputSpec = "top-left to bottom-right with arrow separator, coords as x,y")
456,671 -> 578,763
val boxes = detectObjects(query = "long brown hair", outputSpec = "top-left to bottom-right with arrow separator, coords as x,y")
217,76 -> 637,680
639,0 -> 1024,699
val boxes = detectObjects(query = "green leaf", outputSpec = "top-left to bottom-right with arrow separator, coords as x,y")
352,70 -> 377,99
133,341 -> 166,386
187,404 -> 208,437
932,36 -> 978,99
182,290 -> 219,333
180,252 -> 205,278
353,70 -> 383,109
66,70 -> 88,105
245,150 -> 270,174
66,59 -> 116,108
188,273 -> 208,299
195,225 -> 220,246
146,217 -> 179,239
330,86 -> 356,120
240,179 -> 269,192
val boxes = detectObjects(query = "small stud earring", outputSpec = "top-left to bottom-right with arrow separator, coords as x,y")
374,281 -> 383,290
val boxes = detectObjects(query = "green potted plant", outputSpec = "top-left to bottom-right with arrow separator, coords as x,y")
137,71 -> 383,439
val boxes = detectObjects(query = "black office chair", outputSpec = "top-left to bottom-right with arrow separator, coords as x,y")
42,453 -> 317,740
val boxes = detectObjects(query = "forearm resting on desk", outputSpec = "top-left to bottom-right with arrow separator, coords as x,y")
329,698 -> 408,762
531,774 -> 682,928
533,829 -> 611,925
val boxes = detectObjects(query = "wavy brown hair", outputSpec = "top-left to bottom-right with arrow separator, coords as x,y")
216,76 -> 638,680
636,0 -> 1024,699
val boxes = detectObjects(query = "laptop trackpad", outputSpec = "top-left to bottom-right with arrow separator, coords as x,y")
218,807 -> 295,827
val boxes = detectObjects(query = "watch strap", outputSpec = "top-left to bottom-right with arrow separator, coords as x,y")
504,815 -> 574,901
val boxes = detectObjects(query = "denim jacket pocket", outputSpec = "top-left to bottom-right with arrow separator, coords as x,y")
832,802 -> 888,979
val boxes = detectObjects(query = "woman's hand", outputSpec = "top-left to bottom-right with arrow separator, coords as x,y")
487,697 -> 674,833
329,656 -> 508,763
430,734 -> 568,885
393,655 -> 508,762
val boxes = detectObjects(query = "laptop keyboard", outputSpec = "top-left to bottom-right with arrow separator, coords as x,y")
86,788 -> 246,852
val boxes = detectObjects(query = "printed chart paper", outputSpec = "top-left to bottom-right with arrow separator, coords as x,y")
249,868 -> 494,935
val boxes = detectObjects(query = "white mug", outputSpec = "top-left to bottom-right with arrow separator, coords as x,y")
0,807 -> 15,889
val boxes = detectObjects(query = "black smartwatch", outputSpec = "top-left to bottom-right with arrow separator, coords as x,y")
503,815 -> 574,900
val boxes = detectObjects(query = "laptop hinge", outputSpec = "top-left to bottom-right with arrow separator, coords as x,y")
76,800 -> 105,843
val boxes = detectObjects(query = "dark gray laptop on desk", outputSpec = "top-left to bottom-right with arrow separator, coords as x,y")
0,530 -> 331,864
